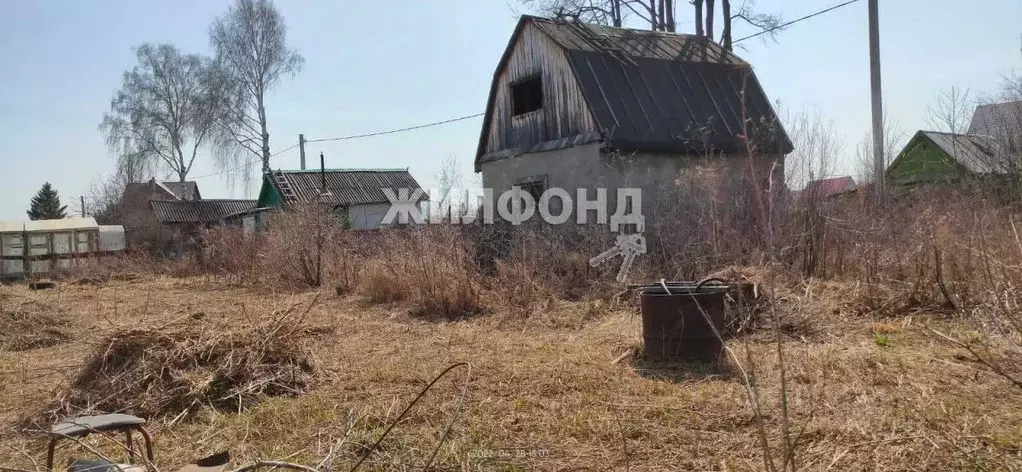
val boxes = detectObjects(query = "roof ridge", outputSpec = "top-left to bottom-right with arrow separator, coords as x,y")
278,168 -> 409,173
524,14 -> 707,39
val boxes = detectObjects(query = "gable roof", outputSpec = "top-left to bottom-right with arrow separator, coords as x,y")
802,176 -> 855,198
122,180 -> 201,202
150,199 -> 256,224
162,181 -> 201,200
475,15 -> 791,168
264,169 -> 426,206
887,130 -> 1009,184
968,100 -> 1022,139
916,130 -> 1006,174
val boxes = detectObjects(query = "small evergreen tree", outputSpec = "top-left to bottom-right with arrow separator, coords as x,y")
27,182 -> 68,220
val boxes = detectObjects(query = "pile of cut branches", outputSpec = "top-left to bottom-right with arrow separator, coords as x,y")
47,302 -> 324,421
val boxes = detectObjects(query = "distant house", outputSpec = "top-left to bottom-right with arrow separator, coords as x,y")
800,176 -> 855,199
252,169 -> 427,230
475,15 -> 791,226
968,100 -> 1022,144
109,178 -> 255,249
887,131 -> 1008,185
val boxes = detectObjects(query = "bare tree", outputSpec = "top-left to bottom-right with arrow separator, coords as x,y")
926,86 -> 973,134
854,111 -> 906,184
209,0 -> 304,174
521,0 -> 780,50
781,107 -> 844,190
431,154 -> 469,222
721,0 -> 783,51
100,44 -> 221,182
86,147 -> 156,223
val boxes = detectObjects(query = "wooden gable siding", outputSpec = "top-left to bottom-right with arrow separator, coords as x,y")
484,23 -> 597,155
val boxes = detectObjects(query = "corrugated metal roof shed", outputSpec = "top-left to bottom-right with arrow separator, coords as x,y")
920,131 -> 1007,174
270,169 -> 427,206
150,200 -> 256,223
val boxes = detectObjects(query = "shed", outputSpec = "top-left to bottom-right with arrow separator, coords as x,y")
0,217 -> 125,279
256,169 -> 427,230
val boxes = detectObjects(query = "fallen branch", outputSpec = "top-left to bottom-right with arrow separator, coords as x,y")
927,327 -> 1022,389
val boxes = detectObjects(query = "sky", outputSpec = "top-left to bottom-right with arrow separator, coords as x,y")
1,0 -> 1020,219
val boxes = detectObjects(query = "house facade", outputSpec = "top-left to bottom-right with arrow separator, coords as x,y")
475,15 -> 792,227
254,169 -> 426,230
887,131 -> 1008,185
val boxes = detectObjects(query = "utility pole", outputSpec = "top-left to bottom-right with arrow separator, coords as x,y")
868,0 -> 885,202
299,134 -> 307,170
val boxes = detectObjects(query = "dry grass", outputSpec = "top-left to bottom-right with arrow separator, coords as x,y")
1,276 -> 1020,471
0,291 -> 75,352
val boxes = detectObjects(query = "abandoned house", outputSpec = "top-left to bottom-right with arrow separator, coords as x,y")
252,168 -> 427,230
107,178 -> 255,249
475,15 -> 792,226
886,130 -> 1011,185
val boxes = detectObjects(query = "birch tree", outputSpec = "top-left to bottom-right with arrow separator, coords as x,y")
209,0 -> 303,174
101,44 -> 220,182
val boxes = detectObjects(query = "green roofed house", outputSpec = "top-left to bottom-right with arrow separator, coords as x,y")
242,168 -> 428,232
886,130 -> 1009,186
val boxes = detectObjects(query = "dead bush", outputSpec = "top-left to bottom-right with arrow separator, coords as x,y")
42,303 -> 320,422
259,204 -> 345,289
360,259 -> 409,303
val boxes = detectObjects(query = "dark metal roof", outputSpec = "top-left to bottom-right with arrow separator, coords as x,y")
150,199 -> 256,224
531,16 -> 745,64
162,181 -> 201,200
269,169 -> 426,206
566,50 -> 790,154
474,16 -> 790,168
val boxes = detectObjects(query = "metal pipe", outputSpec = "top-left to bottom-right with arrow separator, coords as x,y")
320,152 -> 326,193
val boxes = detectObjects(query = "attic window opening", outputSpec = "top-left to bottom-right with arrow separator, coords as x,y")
511,76 -> 543,117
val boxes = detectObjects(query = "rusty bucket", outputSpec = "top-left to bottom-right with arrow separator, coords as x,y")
636,279 -> 735,362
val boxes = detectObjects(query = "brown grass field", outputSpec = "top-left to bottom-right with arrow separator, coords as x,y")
2,272 -> 1021,471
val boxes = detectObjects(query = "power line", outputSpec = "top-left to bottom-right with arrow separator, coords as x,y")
734,0 -> 861,44
189,112 -> 484,180
190,143 -> 299,180
305,113 -> 483,143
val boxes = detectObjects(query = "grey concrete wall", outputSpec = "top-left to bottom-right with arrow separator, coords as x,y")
479,143 -> 784,229
348,202 -> 393,230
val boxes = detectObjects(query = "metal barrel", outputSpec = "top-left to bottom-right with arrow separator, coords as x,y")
638,282 -> 731,362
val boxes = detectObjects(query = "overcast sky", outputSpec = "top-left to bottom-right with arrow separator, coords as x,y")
1,0 -> 1020,219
